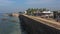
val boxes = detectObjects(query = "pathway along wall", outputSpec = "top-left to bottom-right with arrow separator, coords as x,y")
19,15 -> 60,34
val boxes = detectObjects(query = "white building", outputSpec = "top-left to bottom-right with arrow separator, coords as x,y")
24,11 -> 27,14
41,11 -> 53,18
42,11 -> 52,13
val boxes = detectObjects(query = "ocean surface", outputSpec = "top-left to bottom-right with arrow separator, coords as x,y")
0,13 -> 21,34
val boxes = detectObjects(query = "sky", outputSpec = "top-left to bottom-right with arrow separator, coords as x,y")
0,0 -> 60,13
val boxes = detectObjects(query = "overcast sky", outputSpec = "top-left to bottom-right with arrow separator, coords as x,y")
0,0 -> 60,13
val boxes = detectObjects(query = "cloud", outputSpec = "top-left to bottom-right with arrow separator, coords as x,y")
0,0 -> 15,6
25,0 -> 55,5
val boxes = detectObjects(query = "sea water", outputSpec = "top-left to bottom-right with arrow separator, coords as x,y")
0,13 -> 21,34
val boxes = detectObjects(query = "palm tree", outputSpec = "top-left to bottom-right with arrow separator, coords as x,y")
26,8 -> 49,15
43,8 -> 47,11
39,8 -> 43,12
26,8 -> 31,15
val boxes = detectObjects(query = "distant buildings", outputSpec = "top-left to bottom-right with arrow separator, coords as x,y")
53,11 -> 60,21
33,10 -> 53,18
25,9 -> 60,22
53,11 -> 60,18
41,11 -> 53,18
25,9 -> 60,19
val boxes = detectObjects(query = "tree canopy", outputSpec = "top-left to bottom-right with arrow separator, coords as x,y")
26,8 -> 49,15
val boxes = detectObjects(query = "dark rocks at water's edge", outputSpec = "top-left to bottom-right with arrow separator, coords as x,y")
2,18 -> 8,21
3,13 -> 13,17
2,13 -> 13,17
8,13 -> 19,17
9,14 -> 13,17
2,13 -> 19,17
